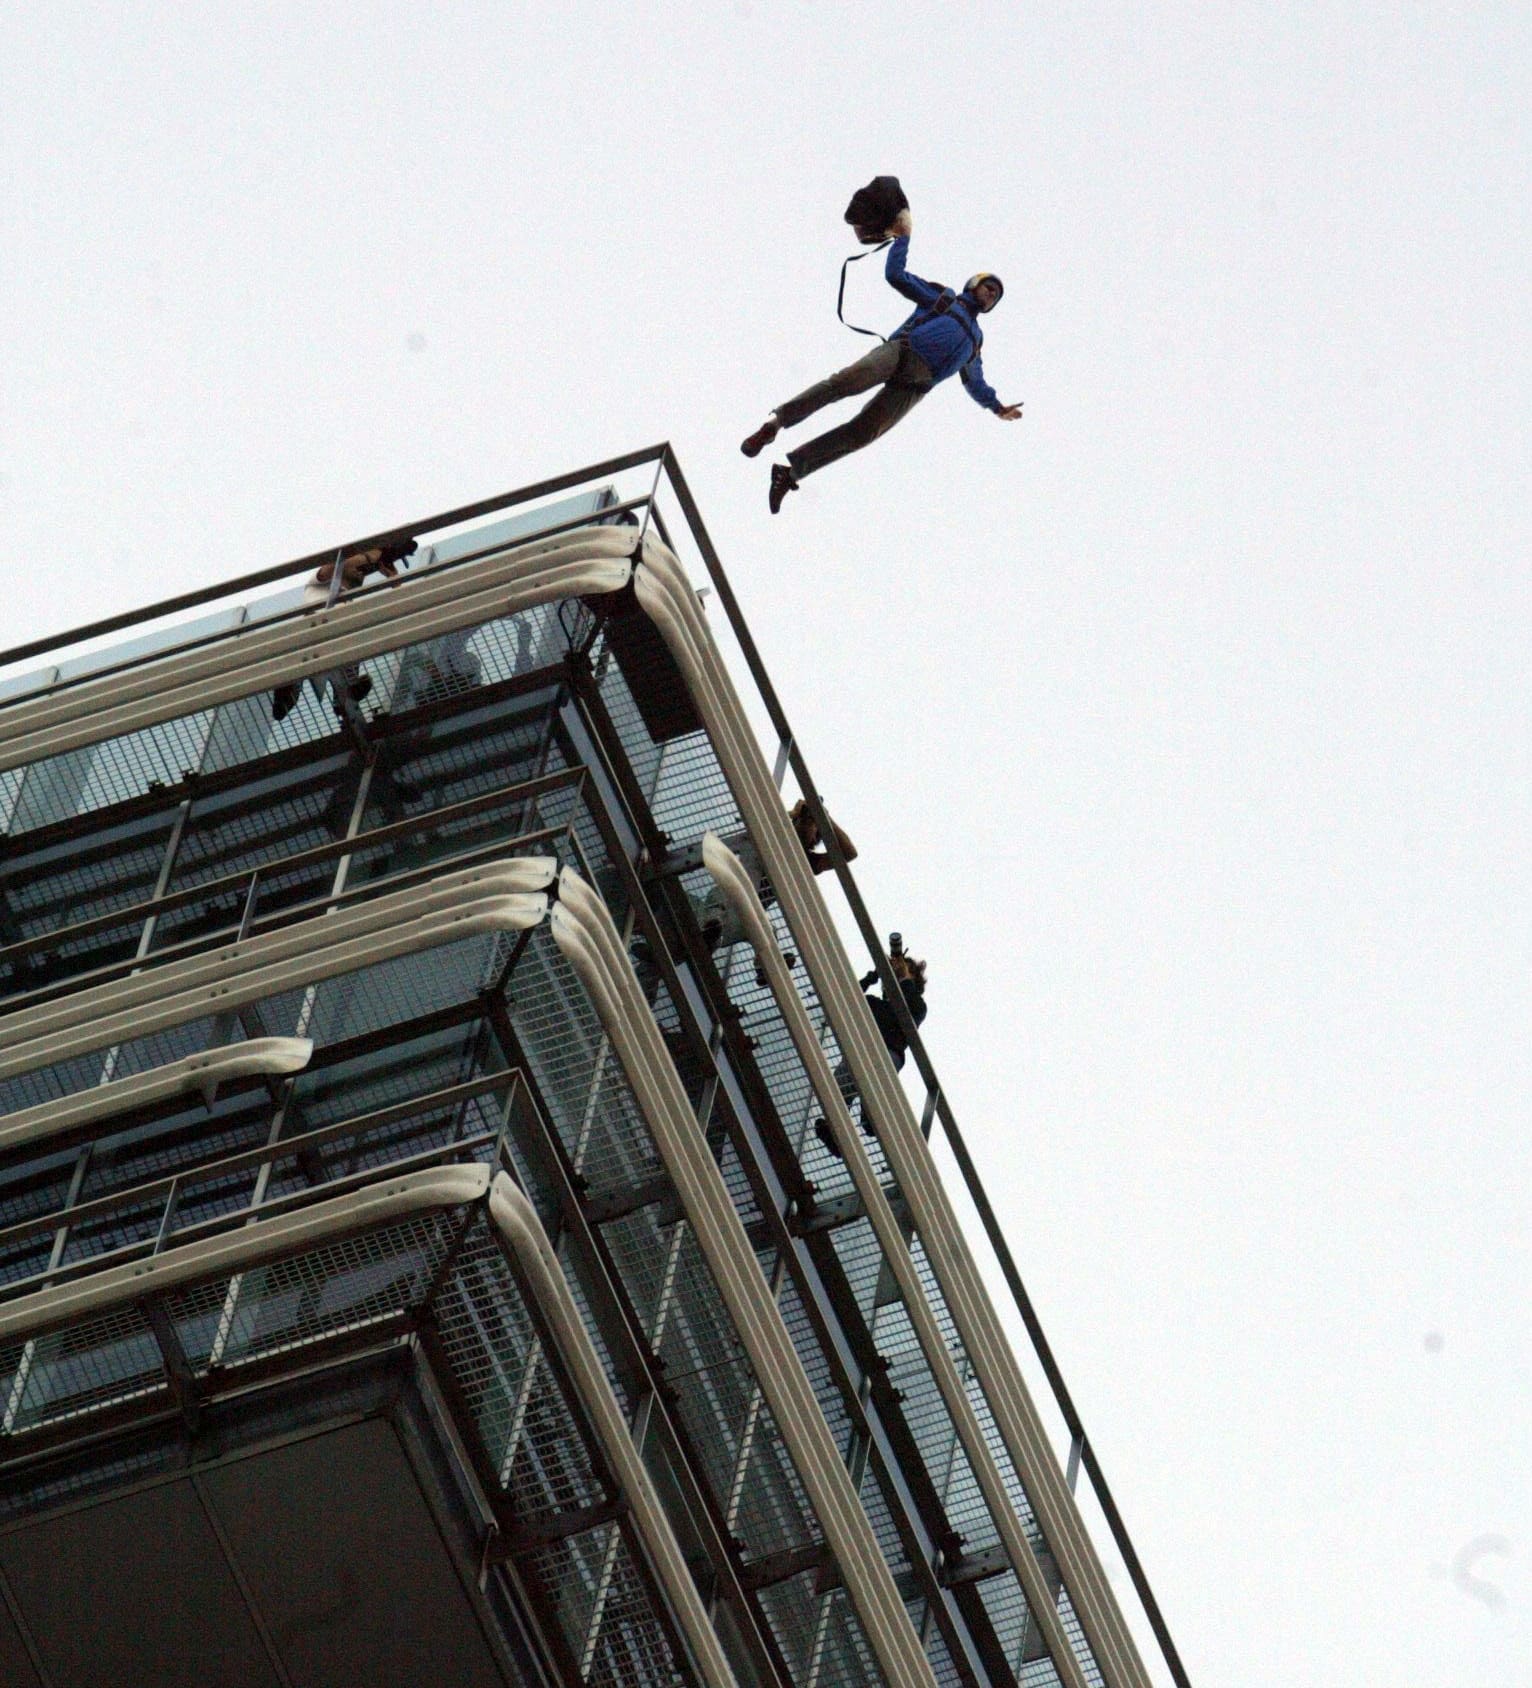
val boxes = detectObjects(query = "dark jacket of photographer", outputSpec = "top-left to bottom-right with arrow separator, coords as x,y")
861,969 -> 928,1071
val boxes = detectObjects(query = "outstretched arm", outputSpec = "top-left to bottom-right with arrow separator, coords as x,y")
961,356 -> 1023,420
884,223 -> 944,308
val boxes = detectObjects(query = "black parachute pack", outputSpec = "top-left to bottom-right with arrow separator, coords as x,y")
837,176 -> 910,341
844,175 -> 908,245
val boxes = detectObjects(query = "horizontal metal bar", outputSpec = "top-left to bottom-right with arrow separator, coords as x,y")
490,1494 -> 630,1558
0,1134 -> 499,1306
738,1540 -> 830,1593
0,1072 -> 521,1255
0,766 -> 584,979
581,1172 -> 681,1227
0,444 -> 667,675
790,1184 -> 911,1236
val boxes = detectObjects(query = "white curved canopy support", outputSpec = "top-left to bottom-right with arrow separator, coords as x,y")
0,858 -> 555,1084
487,1173 -> 741,1688
702,831 -> 1088,1674
0,1037 -> 313,1156
0,1162 -> 491,1344
548,867 -> 940,1688
0,525 -> 639,772
634,539 -> 1151,1688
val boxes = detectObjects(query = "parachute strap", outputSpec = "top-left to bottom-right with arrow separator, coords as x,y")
836,240 -> 893,341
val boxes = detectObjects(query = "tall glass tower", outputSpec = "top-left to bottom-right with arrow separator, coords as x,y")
0,449 -> 1187,1688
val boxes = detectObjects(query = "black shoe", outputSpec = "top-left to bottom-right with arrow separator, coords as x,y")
813,1119 -> 842,1161
271,682 -> 299,722
333,674 -> 374,722
769,463 -> 799,514
741,417 -> 780,458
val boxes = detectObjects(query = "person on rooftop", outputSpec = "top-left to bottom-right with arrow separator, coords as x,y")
790,797 -> 858,873
815,942 -> 928,1160
741,210 -> 1022,512
270,540 -> 414,722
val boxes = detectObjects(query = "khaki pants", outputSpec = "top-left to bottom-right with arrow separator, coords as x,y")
778,339 -> 934,479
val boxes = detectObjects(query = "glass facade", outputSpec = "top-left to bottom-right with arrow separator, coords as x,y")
0,461 -> 1177,1688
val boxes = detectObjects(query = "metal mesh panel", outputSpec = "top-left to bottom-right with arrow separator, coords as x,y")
756,1573 -> 889,1688
168,1210 -> 456,1372
0,1051 -> 107,1118
0,1304 -> 166,1433
1053,1585 -> 1106,1688
829,1214 -> 892,1327
287,1027 -> 488,1134
0,769 -> 20,834
0,1152 -> 80,1236
105,1017 -> 220,1084
79,1096 -> 284,1203
201,674 -> 367,772
6,713 -> 213,835
389,603 -> 570,714
980,1573 -> 1040,1682
509,931 -> 663,1196
592,645 -> 663,811
60,1164 -> 252,1271
0,812 -> 176,1002
726,1398 -> 824,1563
519,1526 -> 611,1675
347,779 -> 581,898
303,932 -> 502,1050
920,1621 -> 969,1688
580,1526 -> 690,1688
366,690 -> 566,823
0,1226 -> 59,1289
154,767 -> 351,951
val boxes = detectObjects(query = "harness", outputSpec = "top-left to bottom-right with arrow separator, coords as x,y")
836,256 -> 983,374
893,287 -> 984,376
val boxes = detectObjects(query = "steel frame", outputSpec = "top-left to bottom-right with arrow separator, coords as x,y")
0,443 -> 1188,1688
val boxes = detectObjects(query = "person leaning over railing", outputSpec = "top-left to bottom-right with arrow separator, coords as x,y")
632,798 -> 858,997
789,796 -> 858,873
270,539 -> 416,722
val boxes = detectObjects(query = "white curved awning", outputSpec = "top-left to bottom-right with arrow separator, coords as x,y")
487,1173 -> 740,1688
633,538 -> 1149,1688
0,524 -> 645,772
0,1162 -> 492,1343
0,857 -> 555,1084
548,866 -> 940,1688
701,830 -> 1085,1673
0,1037 -> 313,1155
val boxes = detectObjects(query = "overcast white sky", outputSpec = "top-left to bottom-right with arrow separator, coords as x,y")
3,5 -> 1529,1685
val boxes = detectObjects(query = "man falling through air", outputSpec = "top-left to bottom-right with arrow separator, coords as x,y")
742,208 -> 1022,512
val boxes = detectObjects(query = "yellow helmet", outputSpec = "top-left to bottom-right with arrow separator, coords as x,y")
964,272 -> 1005,310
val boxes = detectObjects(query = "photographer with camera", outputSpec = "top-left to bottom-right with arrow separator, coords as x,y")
815,934 -> 928,1160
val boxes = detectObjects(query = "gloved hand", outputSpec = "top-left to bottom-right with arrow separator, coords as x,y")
889,209 -> 913,238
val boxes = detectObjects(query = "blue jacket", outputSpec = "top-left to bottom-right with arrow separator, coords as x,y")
885,236 -> 1001,412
